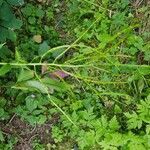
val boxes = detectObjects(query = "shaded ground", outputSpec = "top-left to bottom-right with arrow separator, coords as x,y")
1,114 -> 59,150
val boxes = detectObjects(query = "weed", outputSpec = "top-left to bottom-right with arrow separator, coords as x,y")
0,0 -> 150,149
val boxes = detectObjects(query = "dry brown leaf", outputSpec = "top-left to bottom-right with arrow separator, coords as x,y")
41,61 -> 48,74
33,35 -> 42,43
49,70 -> 69,79
36,0 -> 46,3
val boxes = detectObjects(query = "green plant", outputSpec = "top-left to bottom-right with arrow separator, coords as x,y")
0,0 -> 23,42
0,0 -> 150,149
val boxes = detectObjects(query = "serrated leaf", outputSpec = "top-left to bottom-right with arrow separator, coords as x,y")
21,4 -> 34,16
109,116 -> 119,130
26,96 -> 38,112
35,8 -> 45,18
101,115 -> 108,127
15,49 -> 25,63
17,69 -> 34,82
0,64 -> 11,76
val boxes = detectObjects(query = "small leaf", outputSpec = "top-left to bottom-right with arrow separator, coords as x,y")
7,29 -> 16,42
138,79 -> 145,93
25,80 -> 47,93
146,125 -> 150,134
15,49 -> 22,62
109,116 -> 120,130
17,69 -> 34,82
0,130 -> 4,142
0,64 -> 11,76
0,43 -> 5,49
0,97 -> 6,107
26,96 -> 38,112
38,115 -> 47,124
42,77 -> 68,92
33,35 -> 42,43
0,108 -> 4,118
7,0 -> 24,6
50,70 -> 69,79
41,61 -> 48,74
35,8 -> 45,18
38,41 -> 50,56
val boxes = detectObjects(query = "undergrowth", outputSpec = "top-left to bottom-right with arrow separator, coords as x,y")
0,0 -> 150,149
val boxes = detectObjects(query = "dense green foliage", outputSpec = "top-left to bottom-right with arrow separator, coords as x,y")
0,0 -> 23,42
0,0 -> 150,149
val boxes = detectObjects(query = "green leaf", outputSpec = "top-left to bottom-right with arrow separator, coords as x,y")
0,108 -> 4,118
1,18 -> 23,29
25,80 -> 48,93
109,116 -> 120,130
0,97 -> 6,107
0,130 -> 4,142
0,2 -> 14,21
7,0 -> 24,6
7,30 -> 16,42
0,1 -> 4,6
15,49 -> 25,63
41,77 -> 68,92
0,64 -> 11,76
28,17 -> 36,24
35,8 -> 45,18
26,96 -> 38,112
0,27 -> 7,42
101,115 -> 108,127
17,69 -> 34,82
0,43 -> 5,49
38,41 -> 50,56
21,4 -> 34,16
138,79 -> 145,93
146,125 -> 150,135
13,80 -> 48,93
38,115 -> 47,124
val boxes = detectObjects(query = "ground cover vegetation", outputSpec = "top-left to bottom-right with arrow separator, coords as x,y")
0,0 -> 150,149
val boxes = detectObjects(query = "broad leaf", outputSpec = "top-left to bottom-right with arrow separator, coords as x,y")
26,96 -> 38,112
38,41 -> 50,56
41,77 -> 68,92
25,80 -> 48,93
0,2 -> 14,21
0,64 -> 11,76
17,69 -> 34,82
